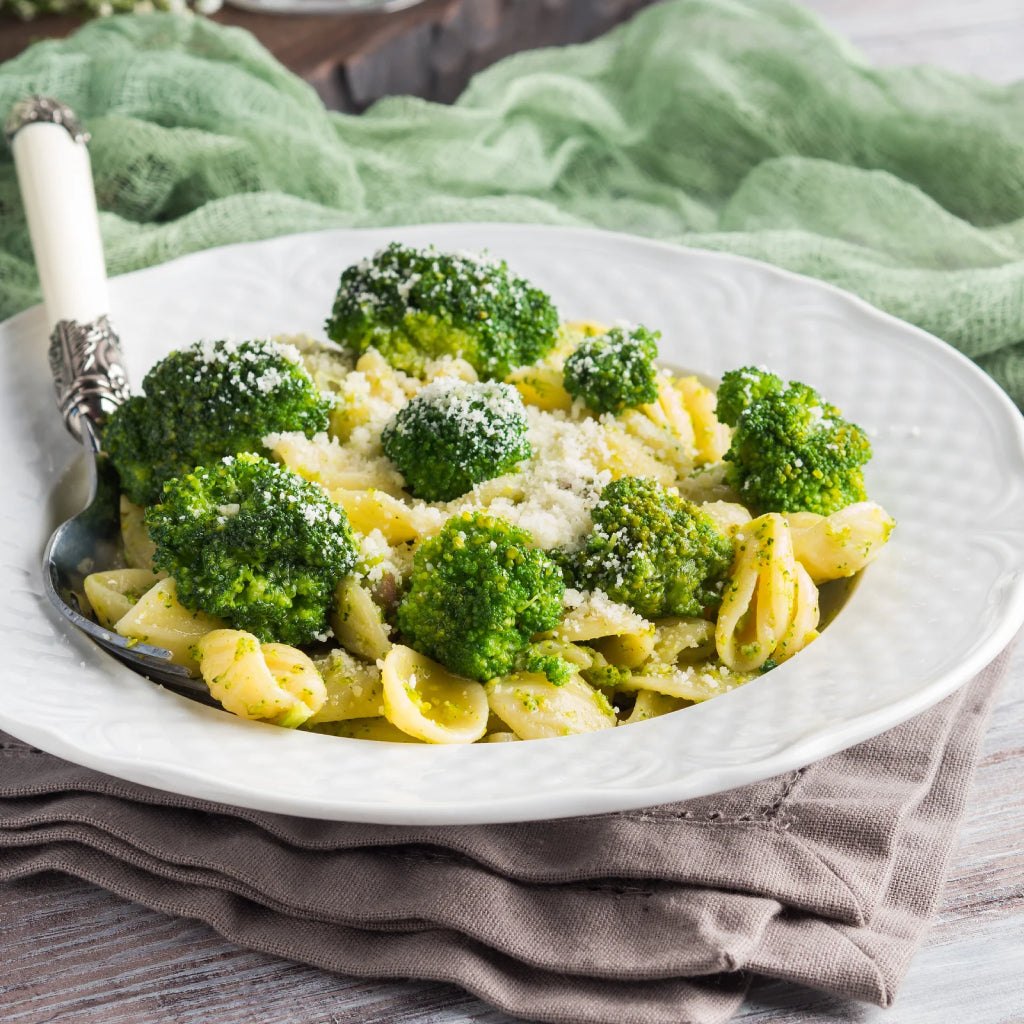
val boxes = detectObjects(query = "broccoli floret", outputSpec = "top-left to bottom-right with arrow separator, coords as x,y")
580,663 -> 632,690
325,242 -> 559,380
513,639 -> 584,685
518,649 -> 574,686
722,375 -> 872,515
145,452 -> 358,647
103,338 -> 331,506
565,476 -> 734,619
562,324 -> 660,414
714,366 -> 784,427
395,512 -> 565,682
381,378 -> 531,501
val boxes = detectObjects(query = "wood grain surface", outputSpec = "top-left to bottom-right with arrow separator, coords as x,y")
2,2 -> 1023,1023
0,0 -> 661,111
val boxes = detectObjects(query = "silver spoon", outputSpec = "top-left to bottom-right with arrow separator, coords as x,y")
7,96 -> 208,699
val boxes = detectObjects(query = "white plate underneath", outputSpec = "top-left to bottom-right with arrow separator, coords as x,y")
2,223 -> 1023,825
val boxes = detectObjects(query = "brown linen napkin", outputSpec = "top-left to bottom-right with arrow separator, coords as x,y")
0,647 -> 1011,1024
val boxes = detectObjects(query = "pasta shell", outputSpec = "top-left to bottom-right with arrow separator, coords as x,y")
381,645 -> 489,744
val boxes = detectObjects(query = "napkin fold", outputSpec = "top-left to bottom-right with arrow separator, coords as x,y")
0,649 -> 1010,1024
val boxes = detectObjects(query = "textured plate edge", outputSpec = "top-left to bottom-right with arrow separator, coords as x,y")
2,222 -> 1024,824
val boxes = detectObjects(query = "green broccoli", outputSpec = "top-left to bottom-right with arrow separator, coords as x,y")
103,337 -> 332,506
145,452 -> 358,647
517,648 -> 575,686
562,324 -> 660,414
325,242 -> 560,380
395,512 -> 565,682
714,365 -> 784,427
564,476 -> 734,619
580,663 -> 633,690
718,368 -> 872,515
381,378 -> 531,501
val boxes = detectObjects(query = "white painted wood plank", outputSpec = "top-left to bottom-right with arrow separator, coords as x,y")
801,0 -> 1024,36
801,0 -> 1024,82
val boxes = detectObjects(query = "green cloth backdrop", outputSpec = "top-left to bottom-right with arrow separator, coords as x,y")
2,0 -> 1024,404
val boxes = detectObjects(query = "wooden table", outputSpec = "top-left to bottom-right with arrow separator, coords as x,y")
0,0 -> 660,111
2,2 -> 1023,1022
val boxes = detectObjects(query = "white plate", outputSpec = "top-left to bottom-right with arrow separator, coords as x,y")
2,224 -> 1023,825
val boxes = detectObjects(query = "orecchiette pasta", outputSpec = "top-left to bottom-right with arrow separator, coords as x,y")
774,560 -> 820,664
715,513 -> 821,672
485,672 -> 616,739
623,689 -> 690,724
381,645 -> 490,744
617,381 -> 697,478
621,663 -> 745,703
194,629 -> 326,727
785,501 -> 896,584
354,349 -> 422,403
525,638 -> 598,672
84,567 -> 164,630
547,590 -> 653,645
638,375 -> 698,450
506,363 -> 574,412
314,717 -> 424,743
306,648 -> 384,725
330,576 -> 393,663
265,430 -> 406,496
95,294 -> 893,745
699,500 -> 753,538
675,376 -> 731,464
115,577 -> 224,674
597,424 -> 678,486
590,629 -> 656,668
650,616 -> 717,665
329,487 -> 438,544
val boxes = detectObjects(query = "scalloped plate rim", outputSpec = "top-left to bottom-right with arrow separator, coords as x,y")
1,222 -> 1023,825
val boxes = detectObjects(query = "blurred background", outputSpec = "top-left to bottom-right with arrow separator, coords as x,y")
1,0 -> 1021,115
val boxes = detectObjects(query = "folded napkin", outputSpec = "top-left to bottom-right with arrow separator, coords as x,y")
1,2 -> 1022,1021
0,650 -> 1010,1024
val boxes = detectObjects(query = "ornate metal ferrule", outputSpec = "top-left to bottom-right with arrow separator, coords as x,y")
4,95 -> 89,148
49,316 -> 130,443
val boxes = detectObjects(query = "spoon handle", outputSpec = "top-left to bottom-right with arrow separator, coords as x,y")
5,96 -> 129,443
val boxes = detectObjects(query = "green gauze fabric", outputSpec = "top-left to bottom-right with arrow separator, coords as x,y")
1,1 -> 1024,404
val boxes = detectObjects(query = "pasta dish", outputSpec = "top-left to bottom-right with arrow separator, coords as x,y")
81,242 -> 894,745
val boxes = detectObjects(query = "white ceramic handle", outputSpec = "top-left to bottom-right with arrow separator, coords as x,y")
6,98 -> 128,441
11,116 -> 109,329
